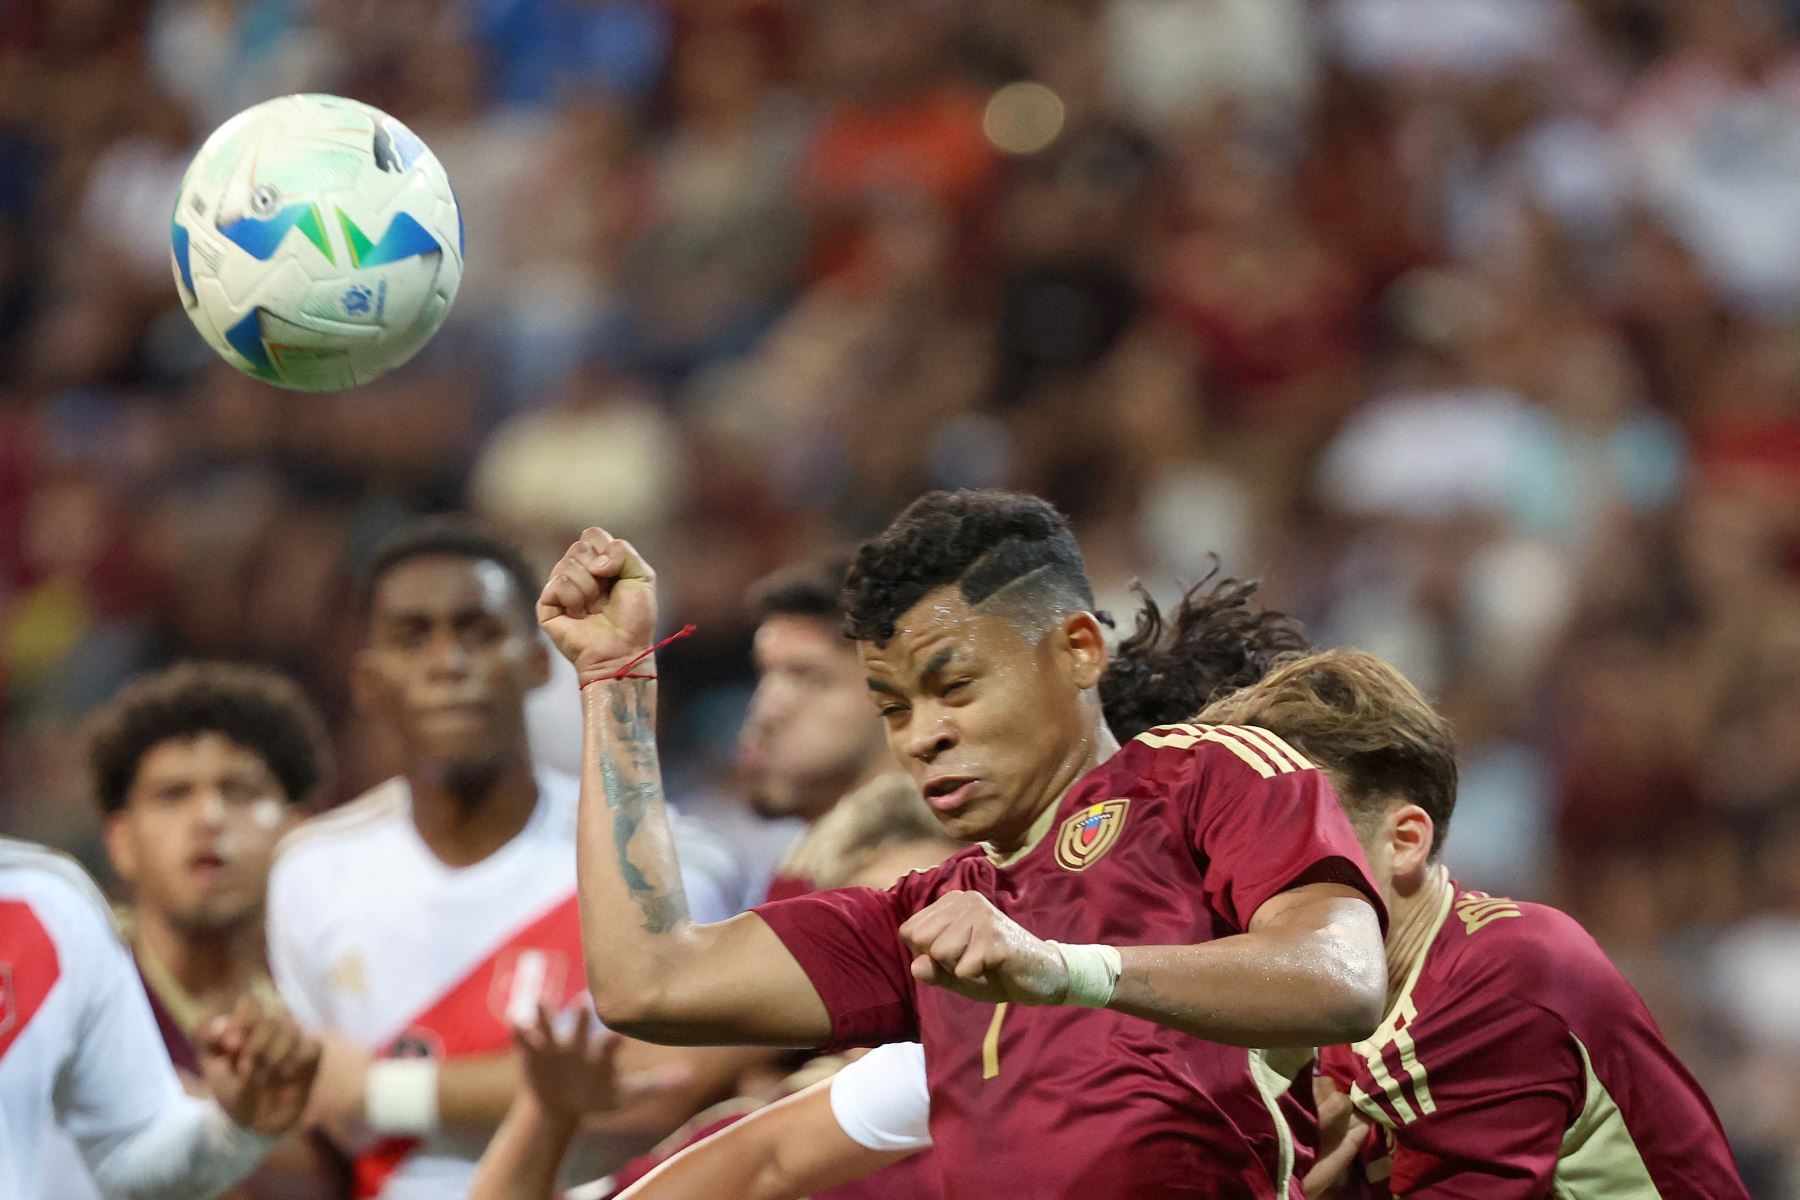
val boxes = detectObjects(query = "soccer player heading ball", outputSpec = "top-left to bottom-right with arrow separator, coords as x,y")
537,489 -> 1390,1199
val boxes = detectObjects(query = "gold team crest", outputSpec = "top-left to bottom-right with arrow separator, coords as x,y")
1054,799 -> 1131,872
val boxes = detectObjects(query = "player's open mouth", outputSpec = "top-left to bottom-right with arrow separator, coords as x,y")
922,776 -> 978,812
190,852 -> 230,884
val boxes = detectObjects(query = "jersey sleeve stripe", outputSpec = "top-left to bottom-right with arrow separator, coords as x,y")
1222,725 -> 1314,773
1196,727 -> 1279,778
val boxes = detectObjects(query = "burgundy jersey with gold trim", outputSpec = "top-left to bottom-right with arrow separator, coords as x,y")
756,724 -> 1386,1200
1317,885 -> 1747,1199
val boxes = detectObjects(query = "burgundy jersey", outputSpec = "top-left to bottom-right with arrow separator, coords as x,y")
1317,884 -> 1747,1199
755,723 -> 1386,1200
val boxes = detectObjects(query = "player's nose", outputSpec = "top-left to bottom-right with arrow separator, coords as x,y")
903,716 -> 956,764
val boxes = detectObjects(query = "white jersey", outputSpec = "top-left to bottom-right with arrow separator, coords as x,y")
0,839 -> 182,1198
266,768 -> 745,1199
829,1041 -> 933,1154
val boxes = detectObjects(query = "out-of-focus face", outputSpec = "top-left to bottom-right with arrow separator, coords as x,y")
860,587 -> 1108,847
847,838 -> 963,890
357,555 -> 549,773
740,614 -> 886,819
105,733 -> 293,933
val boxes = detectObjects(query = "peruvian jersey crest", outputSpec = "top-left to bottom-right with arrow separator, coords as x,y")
1054,799 -> 1130,871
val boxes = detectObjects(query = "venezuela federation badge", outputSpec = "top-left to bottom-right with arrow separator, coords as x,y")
1054,799 -> 1130,872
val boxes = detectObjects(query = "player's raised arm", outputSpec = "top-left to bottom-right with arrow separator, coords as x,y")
538,529 -> 833,1045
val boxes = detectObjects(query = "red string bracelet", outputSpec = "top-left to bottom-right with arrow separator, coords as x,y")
583,624 -> 698,687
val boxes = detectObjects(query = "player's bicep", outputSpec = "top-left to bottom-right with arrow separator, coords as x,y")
1248,882 -> 1384,939
634,911 -> 834,1046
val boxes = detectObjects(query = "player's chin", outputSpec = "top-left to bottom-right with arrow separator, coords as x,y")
933,801 -> 1000,844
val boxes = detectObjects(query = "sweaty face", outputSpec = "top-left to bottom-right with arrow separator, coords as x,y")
358,556 -> 549,772
860,587 -> 1102,847
106,734 -> 292,933
740,614 -> 886,818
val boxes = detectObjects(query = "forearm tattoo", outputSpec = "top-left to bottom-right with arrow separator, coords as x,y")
598,681 -> 689,934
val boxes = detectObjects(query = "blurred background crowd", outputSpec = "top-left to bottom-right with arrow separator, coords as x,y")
2,0 -> 1799,1191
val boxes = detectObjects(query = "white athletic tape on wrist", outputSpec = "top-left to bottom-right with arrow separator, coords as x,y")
1050,941 -> 1123,1008
365,1059 -> 440,1134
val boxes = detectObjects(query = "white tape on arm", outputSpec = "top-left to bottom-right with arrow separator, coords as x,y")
365,1059 -> 440,1134
1049,942 -> 1123,1008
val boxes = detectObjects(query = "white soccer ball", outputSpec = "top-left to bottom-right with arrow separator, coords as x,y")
170,94 -> 463,391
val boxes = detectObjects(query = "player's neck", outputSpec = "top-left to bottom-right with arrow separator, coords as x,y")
407,752 -> 539,868
990,721 -> 1121,856
132,903 -> 267,1018
1382,863 -> 1452,1012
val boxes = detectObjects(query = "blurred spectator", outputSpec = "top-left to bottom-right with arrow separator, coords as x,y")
4,0 -> 1800,1189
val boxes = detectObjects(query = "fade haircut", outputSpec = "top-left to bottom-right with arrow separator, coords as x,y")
87,663 -> 332,815
356,515 -> 539,627
749,557 -> 852,624
1099,569 -> 1312,743
842,490 -> 1096,645
1199,649 -> 1459,856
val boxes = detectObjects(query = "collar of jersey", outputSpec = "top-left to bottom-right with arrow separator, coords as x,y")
122,906 -> 283,1037
1362,865 -> 1454,1046
981,792 -> 1064,868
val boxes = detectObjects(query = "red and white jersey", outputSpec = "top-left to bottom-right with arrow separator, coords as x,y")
0,839 -> 186,1199
266,768 -> 743,1200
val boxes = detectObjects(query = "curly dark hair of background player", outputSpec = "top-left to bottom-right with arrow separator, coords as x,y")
86,662 -> 333,815
355,513 -> 540,626
1099,571 -> 1313,743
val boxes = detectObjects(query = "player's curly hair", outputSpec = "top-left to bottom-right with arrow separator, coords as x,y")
87,663 -> 332,815
842,490 -> 1095,645
1199,649 -> 1458,856
1099,569 -> 1312,743
356,514 -> 539,626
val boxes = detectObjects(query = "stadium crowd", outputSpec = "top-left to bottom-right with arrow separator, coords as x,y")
1,0 -> 1799,1193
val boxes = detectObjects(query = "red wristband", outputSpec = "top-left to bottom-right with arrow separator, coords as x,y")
582,624 -> 698,687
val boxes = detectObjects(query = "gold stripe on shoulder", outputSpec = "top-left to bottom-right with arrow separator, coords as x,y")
274,782 -> 405,856
1223,725 -> 1314,773
1197,726 -> 1278,779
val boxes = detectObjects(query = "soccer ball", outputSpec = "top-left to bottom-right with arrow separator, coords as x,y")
170,94 -> 463,391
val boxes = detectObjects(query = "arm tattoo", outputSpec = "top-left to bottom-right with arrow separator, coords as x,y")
598,681 -> 690,934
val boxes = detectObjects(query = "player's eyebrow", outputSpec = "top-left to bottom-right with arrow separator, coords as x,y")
917,647 -> 957,684
866,676 -> 903,698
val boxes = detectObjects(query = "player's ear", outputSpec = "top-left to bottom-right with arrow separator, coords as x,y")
1386,803 -> 1435,890
1060,610 -> 1108,690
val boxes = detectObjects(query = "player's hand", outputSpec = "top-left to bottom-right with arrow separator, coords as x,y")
537,528 -> 659,687
898,891 -> 1070,1005
195,995 -> 323,1136
1303,1073 -> 1371,1199
514,1004 -> 690,1124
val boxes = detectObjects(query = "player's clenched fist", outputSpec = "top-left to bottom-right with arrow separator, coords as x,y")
899,891 -> 1071,1006
537,527 -> 659,686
